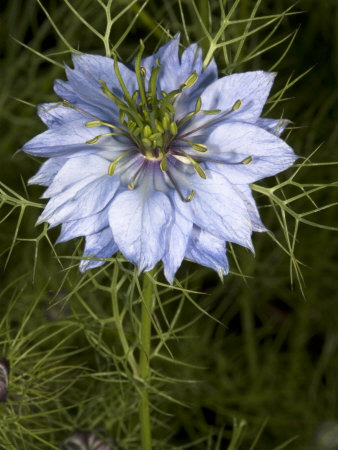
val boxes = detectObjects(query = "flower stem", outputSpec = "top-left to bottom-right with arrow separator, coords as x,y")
139,269 -> 155,450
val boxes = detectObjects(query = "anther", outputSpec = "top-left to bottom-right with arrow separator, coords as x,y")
166,170 -> 195,203
108,148 -> 135,176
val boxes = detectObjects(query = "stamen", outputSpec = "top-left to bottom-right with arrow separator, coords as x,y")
108,148 -> 136,176
86,132 -> 124,145
178,99 -> 242,139
172,147 -> 206,179
135,40 -> 148,107
166,170 -> 195,203
85,120 -> 129,138
128,161 -> 146,189
177,138 -> 207,153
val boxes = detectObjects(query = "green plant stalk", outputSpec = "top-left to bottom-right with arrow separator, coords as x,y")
139,269 -> 155,450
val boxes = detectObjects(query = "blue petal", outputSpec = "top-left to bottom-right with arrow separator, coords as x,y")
204,121 -> 297,183
233,184 -> 266,232
37,102 -> 84,128
38,156 -> 120,227
64,65 -> 120,122
162,207 -> 193,284
185,227 -> 229,277
109,188 -> 172,272
23,119 -> 130,157
174,169 -> 253,249
79,227 -> 118,272
182,71 -> 276,133
72,53 -> 137,101
256,118 -> 290,136
28,157 -> 67,186
42,154 -> 110,198
56,208 -> 109,243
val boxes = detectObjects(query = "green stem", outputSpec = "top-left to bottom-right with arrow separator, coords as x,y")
139,269 -> 155,450
111,263 -> 139,378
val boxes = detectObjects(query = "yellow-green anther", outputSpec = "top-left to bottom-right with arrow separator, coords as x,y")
160,154 -> 168,172
143,110 -> 150,121
86,136 -> 100,145
132,91 -> 139,102
140,66 -> 146,78
182,71 -> 198,89
186,190 -> 195,202
143,125 -> 152,138
161,91 -> 167,98
241,156 -> 252,164
142,137 -> 152,147
162,115 -> 170,130
191,143 -> 207,152
133,127 -> 141,137
85,120 -> 123,133
177,148 -> 207,179
127,120 -> 137,132
232,99 -> 242,110
200,109 -> 221,115
149,132 -> 161,140
86,132 -> 119,145
108,148 -> 134,176
155,119 -> 164,133
170,122 -> 178,135
177,111 -> 196,127
195,97 -> 202,113
85,120 -> 103,127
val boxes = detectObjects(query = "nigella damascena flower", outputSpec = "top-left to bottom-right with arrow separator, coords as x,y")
23,37 -> 297,283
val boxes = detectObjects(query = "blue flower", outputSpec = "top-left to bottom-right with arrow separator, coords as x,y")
23,37 -> 297,283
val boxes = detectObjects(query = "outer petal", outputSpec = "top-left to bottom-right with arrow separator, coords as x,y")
38,155 -> 120,227
162,206 -> 193,284
203,121 -> 297,183
79,227 -> 118,272
174,170 -> 253,249
42,154 -> 110,197
109,188 -> 172,272
56,208 -> 109,243
185,227 -> 229,277
23,119 -> 130,158
256,118 -> 290,136
182,71 -> 276,133
28,157 -> 67,186
37,102 -> 84,128
233,184 -> 266,232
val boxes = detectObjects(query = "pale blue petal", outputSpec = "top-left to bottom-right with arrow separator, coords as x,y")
162,206 -> 193,284
203,121 -> 297,183
185,227 -> 229,277
53,79 -> 111,122
109,188 -> 172,272
39,176 -> 119,227
28,157 -> 67,186
174,170 -> 253,249
182,71 -> 276,133
56,208 -> 109,243
42,154 -> 110,198
23,119 -> 130,157
79,227 -> 118,272
233,184 -> 266,232
72,54 -> 137,100
37,102 -> 84,128
256,118 -> 290,136
64,65 -> 119,122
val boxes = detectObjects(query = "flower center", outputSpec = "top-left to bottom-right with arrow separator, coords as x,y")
61,43 -> 251,202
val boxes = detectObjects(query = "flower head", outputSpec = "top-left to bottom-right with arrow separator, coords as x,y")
23,37 -> 297,283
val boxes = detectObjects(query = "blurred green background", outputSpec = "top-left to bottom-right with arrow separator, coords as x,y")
0,0 -> 337,449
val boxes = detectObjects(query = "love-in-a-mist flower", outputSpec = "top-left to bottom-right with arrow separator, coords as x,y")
23,37 -> 297,283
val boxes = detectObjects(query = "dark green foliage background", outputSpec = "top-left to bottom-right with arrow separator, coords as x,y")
0,0 -> 337,449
